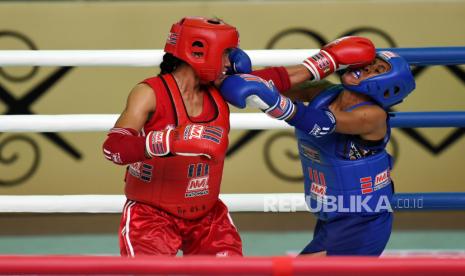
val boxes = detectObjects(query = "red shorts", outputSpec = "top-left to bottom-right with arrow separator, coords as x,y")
119,199 -> 242,256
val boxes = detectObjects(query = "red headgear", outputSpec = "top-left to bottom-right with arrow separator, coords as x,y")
164,17 -> 239,83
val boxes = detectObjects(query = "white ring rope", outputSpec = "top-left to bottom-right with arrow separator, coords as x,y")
0,49 -> 315,67
0,194 -> 306,213
1,49 -> 463,214
5,113 -> 464,132
0,114 -> 290,132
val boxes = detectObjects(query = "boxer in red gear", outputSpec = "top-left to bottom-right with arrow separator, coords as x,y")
102,18 -> 376,256
103,17 -> 242,256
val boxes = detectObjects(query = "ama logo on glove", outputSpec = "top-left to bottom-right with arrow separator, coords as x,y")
240,74 -> 274,90
183,124 -> 224,144
311,52 -> 332,73
239,74 -> 295,120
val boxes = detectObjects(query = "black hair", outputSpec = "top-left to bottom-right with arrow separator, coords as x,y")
159,53 -> 186,75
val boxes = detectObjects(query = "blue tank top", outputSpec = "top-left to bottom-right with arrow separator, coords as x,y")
296,85 -> 393,221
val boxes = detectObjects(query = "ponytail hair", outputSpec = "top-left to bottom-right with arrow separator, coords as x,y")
159,53 -> 185,75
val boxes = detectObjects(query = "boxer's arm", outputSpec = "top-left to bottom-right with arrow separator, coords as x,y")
284,79 -> 335,102
251,66 -> 292,93
329,104 -> 387,139
286,102 -> 337,138
114,83 -> 155,130
284,64 -> 313,86
102,83 -> 155,165
254,37 -> 375,89
252,66 -> 334,102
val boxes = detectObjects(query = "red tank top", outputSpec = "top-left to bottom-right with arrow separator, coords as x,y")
124,74 -> 230,219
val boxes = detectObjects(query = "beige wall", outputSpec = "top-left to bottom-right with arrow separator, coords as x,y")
0,1 -> 464,195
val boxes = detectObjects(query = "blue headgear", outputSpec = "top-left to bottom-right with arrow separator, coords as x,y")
342,51 -> 415,108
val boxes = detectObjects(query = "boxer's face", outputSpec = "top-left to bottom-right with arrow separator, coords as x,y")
214,48 -> 233,86
341,58 -> 391,85
221,48 -> 233,75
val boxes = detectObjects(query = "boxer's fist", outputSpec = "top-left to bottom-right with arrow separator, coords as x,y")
145,124 -> 227,160
227,48 -> 252,74
145,127 -> 173,157
303,36 -> 375,81
220,74 -> 294,120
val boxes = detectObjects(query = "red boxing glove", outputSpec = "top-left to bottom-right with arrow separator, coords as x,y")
103,127 -> 147,165
302,36 -> 376,81
146,124 -> 227,160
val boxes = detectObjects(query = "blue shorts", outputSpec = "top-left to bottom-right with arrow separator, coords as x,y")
300,212 -> 393,256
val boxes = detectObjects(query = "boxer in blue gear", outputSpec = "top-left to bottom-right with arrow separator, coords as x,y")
296,83 -> 394,256
297,52 -> 414,256
220,51 -> 415,256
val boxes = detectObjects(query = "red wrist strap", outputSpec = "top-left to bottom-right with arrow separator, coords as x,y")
251,66 -> 291,93
102,127 -> 147,165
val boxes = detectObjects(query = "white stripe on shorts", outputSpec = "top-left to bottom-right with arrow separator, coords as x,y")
123,200 -> 136,257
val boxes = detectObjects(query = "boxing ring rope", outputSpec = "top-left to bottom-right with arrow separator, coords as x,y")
0,111 -> 465,132
0,255 -> 464,276
0,48 -> 463,212
0,47 -> 464,274
0,47 -> 464,66
0,193 -> 464,213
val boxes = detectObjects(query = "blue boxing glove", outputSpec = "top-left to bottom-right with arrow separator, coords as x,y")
287,102 -> 336,138
227,48 -> 252,74
220,74 -> 295,120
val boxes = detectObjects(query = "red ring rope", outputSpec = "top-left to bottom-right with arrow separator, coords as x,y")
0,255 -> 464,275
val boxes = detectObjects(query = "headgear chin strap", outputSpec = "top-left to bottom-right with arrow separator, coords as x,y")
164,17 -> 239,83
342,51 -> 416,108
